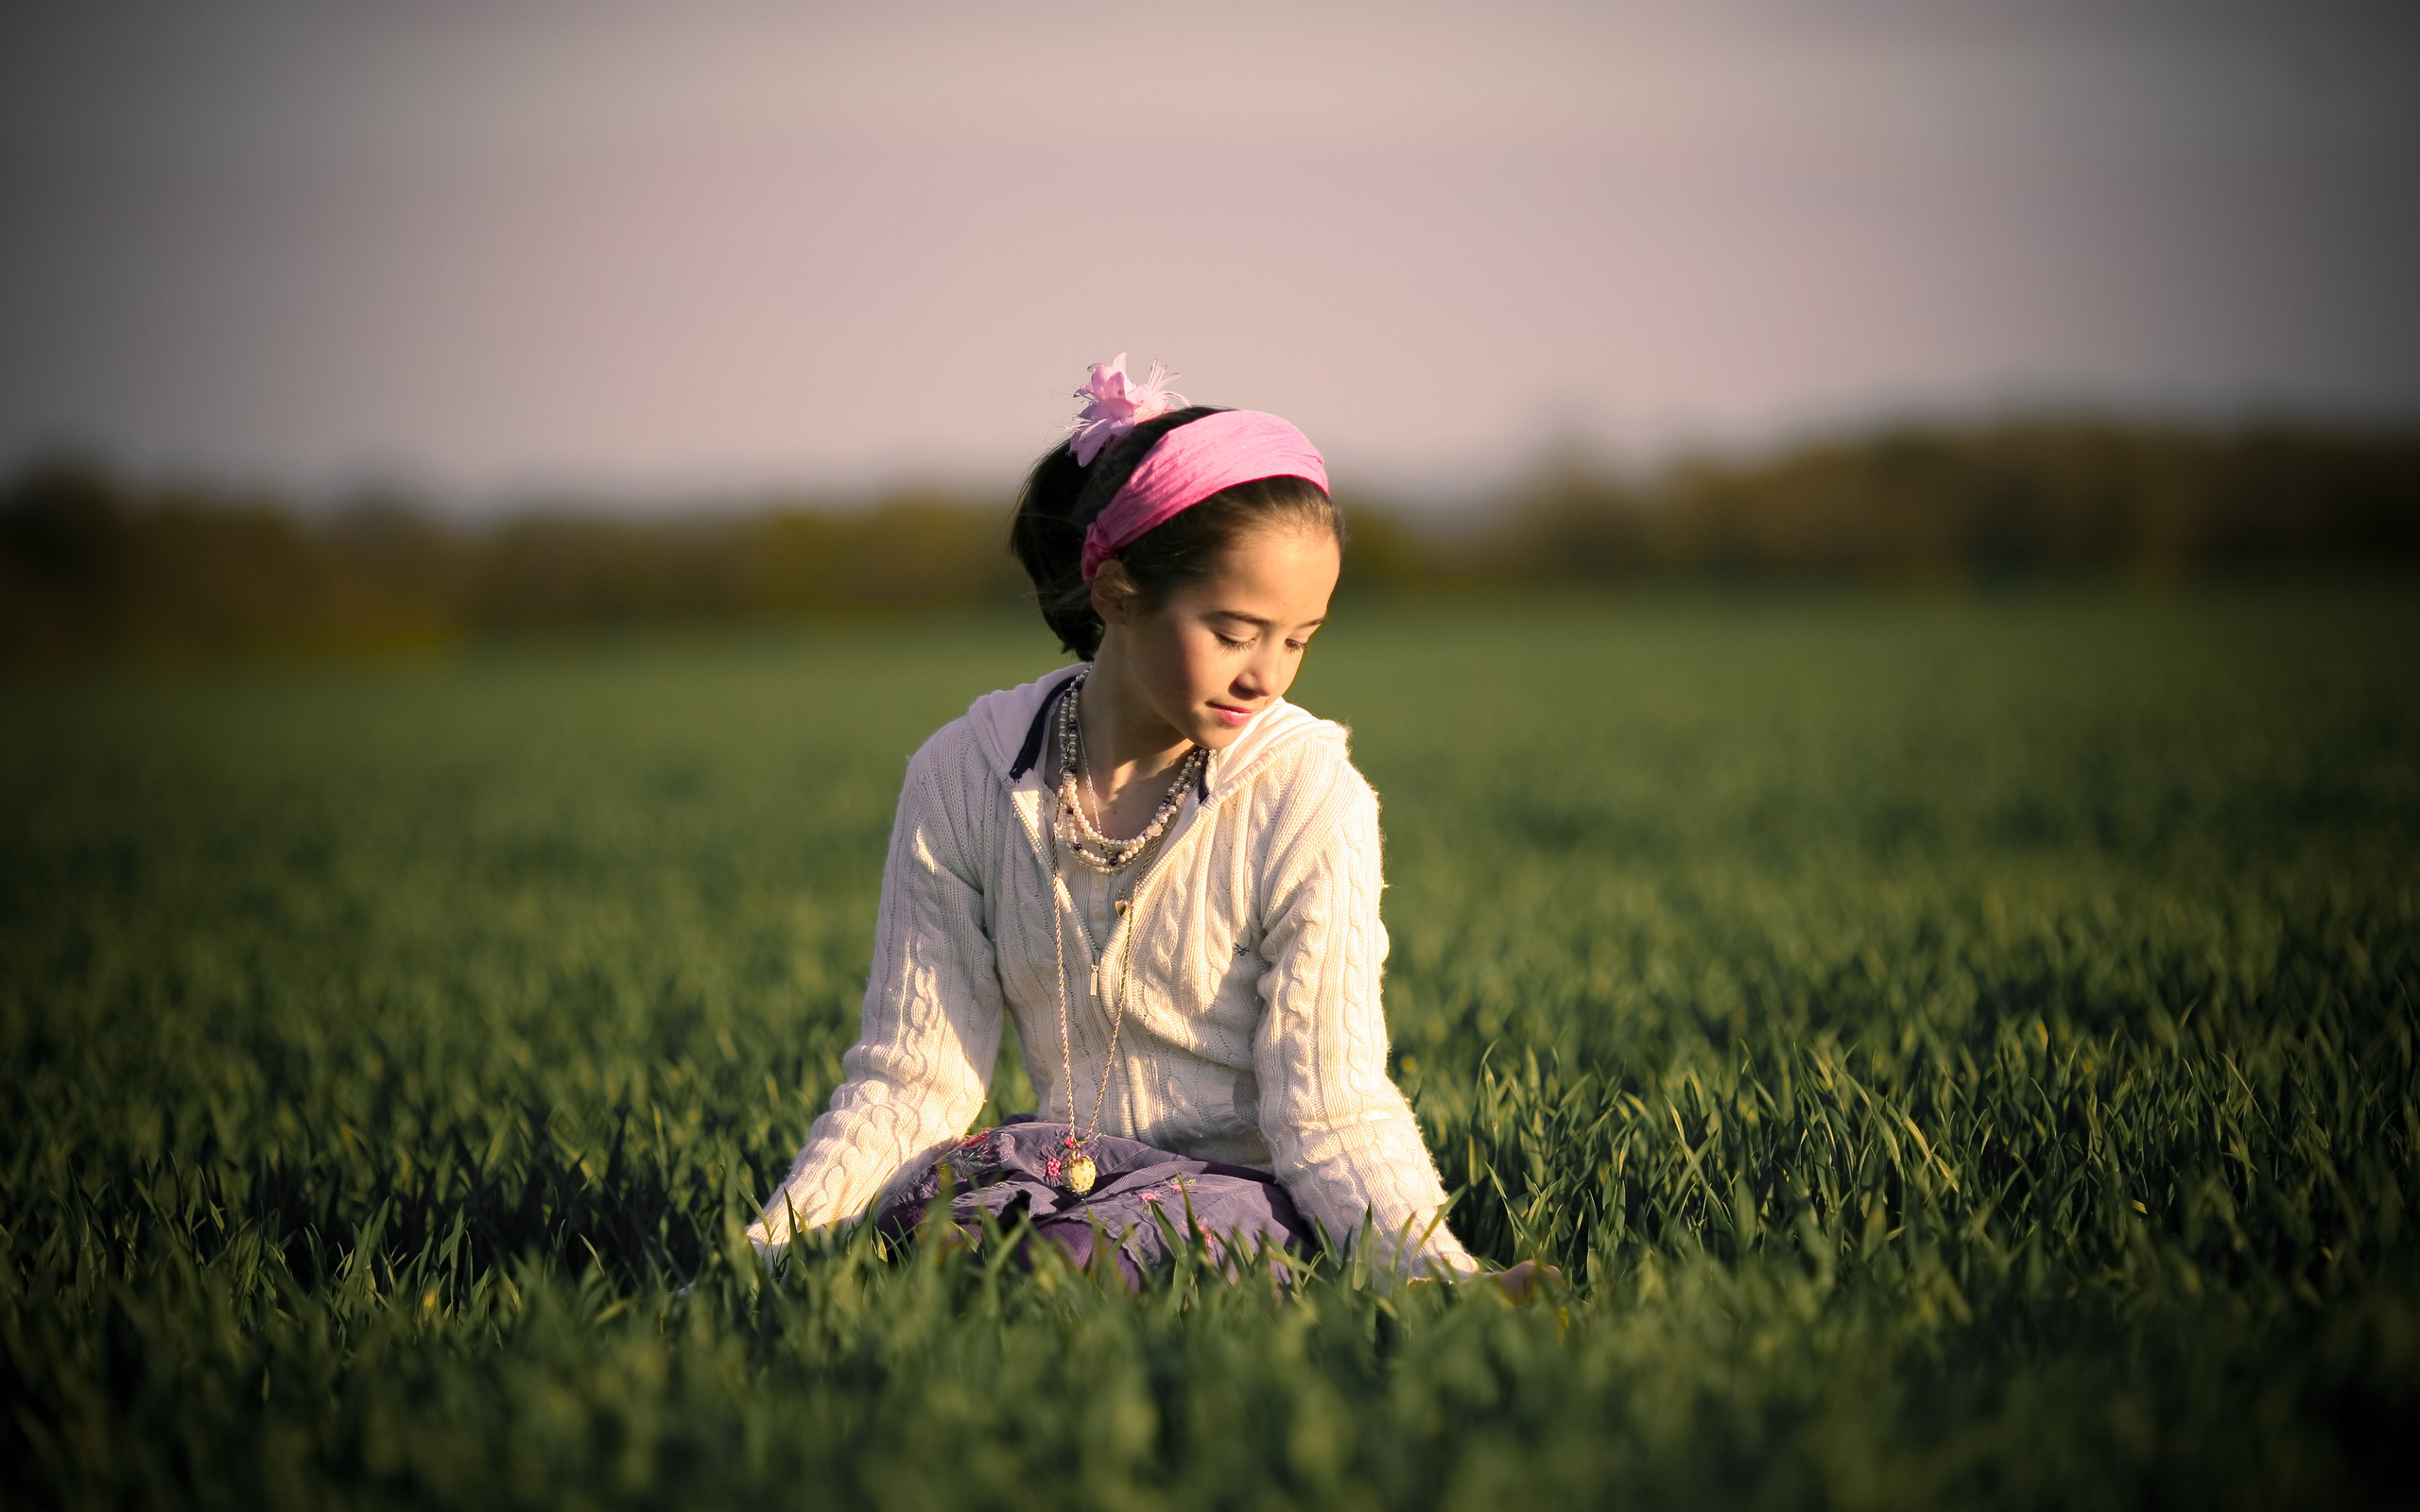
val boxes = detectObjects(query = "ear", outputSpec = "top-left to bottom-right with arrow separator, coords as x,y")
1088,560 -> 1140,626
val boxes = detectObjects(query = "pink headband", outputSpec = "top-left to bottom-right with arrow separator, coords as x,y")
1079,410 -> 1330,581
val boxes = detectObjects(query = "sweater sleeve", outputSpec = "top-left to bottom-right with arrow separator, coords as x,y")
1252,753 -> 1479,1280
748,734 -> 1004,1261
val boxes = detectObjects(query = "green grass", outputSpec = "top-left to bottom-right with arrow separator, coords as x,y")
4,587 -> 2416,1509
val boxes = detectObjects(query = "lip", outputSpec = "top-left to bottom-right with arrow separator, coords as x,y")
1208,703 -> 1254,728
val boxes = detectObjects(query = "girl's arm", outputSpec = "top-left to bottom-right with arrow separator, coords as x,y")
748,736 -> 1005,1263
1252,748 -> 1480,1280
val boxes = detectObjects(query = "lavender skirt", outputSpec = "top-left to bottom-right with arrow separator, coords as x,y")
872,1118 -> 1315,1289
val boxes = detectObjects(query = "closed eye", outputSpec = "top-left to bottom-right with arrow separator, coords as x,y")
1208,616 -> 1322,650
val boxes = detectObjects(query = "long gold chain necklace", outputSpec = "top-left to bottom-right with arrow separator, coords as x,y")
1044,679 -> 1196,1194
1046,861 -> 1134,1195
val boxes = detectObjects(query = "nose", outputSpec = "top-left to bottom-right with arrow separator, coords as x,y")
1231,646 -> 1282,702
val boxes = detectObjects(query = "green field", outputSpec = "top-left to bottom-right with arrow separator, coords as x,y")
5,587 -> 2416,1508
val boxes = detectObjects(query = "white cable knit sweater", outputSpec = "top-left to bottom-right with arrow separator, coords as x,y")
748,666 -> 1478,1277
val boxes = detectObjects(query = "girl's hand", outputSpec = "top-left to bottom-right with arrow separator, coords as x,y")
1493,1259 -> 1563,1303
1407,1259 -> 1563,1297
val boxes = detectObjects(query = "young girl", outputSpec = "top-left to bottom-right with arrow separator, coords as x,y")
748,356 -> 1505,1286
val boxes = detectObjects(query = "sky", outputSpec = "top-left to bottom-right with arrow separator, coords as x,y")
2,0 -> 2416,508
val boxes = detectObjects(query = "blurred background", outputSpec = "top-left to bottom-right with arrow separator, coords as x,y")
4,0 -> 2417,659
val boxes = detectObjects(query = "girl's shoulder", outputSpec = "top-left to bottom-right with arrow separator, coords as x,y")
890,666 -> 1081,795
952,664 -> 1087,784
1214,702 -> 1381,856
1217,703 -> 1361,798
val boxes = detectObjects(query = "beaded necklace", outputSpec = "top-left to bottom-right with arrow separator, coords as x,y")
1051,673 -> 1206,872
1043,673 -> 1204,1194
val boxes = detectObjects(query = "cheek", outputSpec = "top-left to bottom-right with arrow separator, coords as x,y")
1149,625 -> 1236,704
1171,631 -> 1229,694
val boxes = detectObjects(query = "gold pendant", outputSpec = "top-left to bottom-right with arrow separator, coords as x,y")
1065,1154 -> 1097,1194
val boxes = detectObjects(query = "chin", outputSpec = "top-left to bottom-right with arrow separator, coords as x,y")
1190,713 -> 1253,750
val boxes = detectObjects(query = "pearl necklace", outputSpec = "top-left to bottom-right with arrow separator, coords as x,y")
1050,673 -> 1206,875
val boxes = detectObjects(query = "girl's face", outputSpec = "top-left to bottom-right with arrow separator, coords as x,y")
1095,523 -> 1342,753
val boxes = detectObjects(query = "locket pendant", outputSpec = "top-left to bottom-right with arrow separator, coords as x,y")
1065,1153 -> 1098,1194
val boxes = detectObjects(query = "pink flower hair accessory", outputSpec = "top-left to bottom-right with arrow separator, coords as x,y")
1066,352 -> 1186,466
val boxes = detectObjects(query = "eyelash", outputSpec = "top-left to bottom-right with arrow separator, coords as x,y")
1214,631 -> 1308,653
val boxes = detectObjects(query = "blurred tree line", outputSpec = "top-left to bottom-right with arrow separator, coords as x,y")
0,477 -> 1028,662
6,417 -> 2416,662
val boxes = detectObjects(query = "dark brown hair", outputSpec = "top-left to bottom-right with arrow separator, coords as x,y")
1008,406 -> 1346,659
